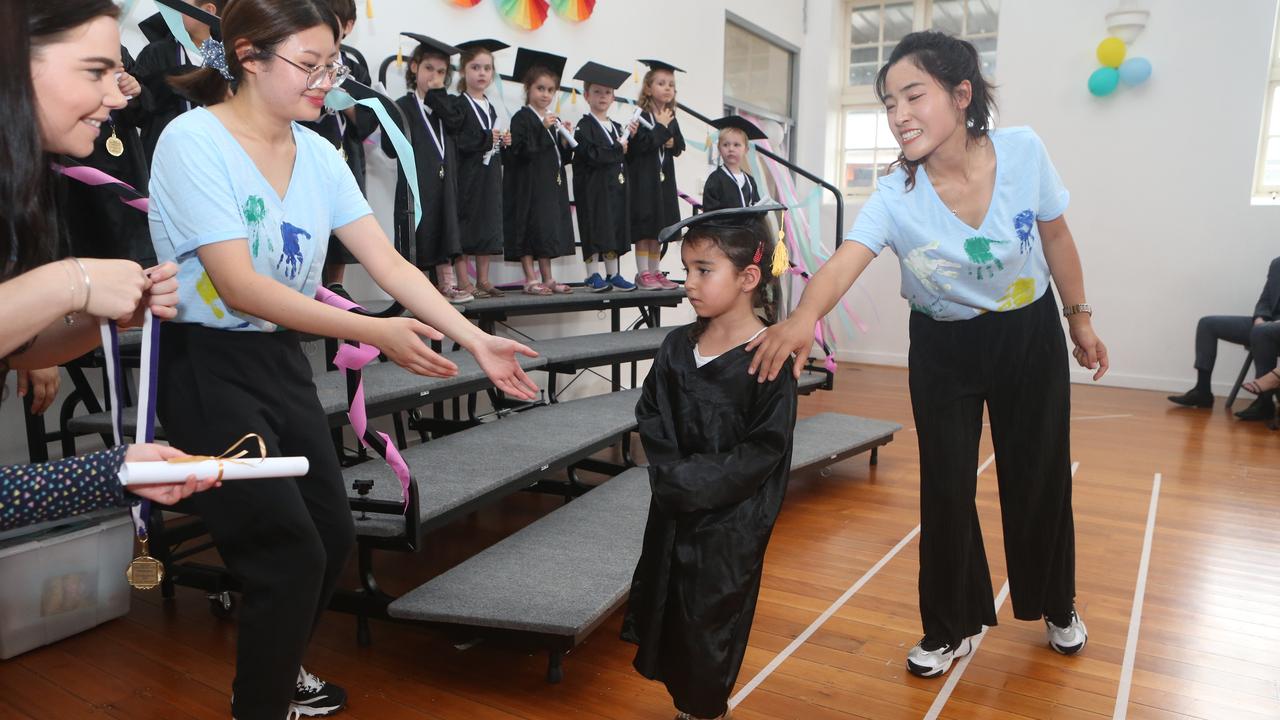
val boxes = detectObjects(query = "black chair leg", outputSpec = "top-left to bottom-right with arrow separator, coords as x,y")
1227,351 -> 1253,410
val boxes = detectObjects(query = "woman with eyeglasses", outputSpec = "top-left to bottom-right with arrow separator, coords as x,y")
148,1 -> 541,717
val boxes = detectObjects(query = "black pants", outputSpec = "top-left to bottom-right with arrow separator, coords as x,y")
1194,315 -> 1280,378
908,291 -> 1075,646
157,324 -> 355,720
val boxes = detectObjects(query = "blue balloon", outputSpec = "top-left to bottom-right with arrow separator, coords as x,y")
1088,67 -> 1120,97
1119,57 -> 1152,86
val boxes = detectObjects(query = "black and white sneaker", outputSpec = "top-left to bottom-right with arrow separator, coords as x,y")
290,667 -> 347,717
906,635 -> 972,678
1045,608 -> 1088,655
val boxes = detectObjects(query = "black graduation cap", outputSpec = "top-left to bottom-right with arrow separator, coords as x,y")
401,33 -> 461,57
658,202 -> 785,244
710,115 -> 767,141
153,0 -> 222,39
456,39 -> 510,54
512,48 -> 568,84
139,12 -> 172,44
638,58 -> 685,73
573,62 -> 630,91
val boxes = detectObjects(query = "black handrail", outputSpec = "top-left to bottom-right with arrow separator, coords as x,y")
676,102 -> 843,250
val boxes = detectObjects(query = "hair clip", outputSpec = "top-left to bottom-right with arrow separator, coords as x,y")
201,38 -> 234,81
752,241 -> 764,265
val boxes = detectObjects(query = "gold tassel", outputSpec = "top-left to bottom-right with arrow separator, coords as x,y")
366,0 -> 374,18
555,93 -> 562,114
571,88 -> 578,105
771,231 -> 789,277
396,44 -> 403,68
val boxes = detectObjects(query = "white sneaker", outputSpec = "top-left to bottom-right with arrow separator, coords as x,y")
1046,608 -> 1088,655
906,636 -> 973,678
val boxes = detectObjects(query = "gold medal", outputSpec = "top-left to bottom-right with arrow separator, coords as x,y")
439,166 -> 445,179
338,145 -> 348,162
619,172 -> 625,185
557,173 -> 562,186
660,171 -> 666,183
105,128 -> 124,158
126,536 -> 164,590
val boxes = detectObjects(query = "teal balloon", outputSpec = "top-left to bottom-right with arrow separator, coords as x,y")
1088,67 -> 1120,97
1119,57 -> 1152,86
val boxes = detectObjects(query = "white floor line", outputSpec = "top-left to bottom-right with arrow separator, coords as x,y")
922,580 -> 1011,720
1112,472 -> 1163,720
728,454 -> 997,710
922,461 -> 1079,720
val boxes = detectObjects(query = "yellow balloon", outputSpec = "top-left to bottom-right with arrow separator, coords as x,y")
1096,37 -> 1126,69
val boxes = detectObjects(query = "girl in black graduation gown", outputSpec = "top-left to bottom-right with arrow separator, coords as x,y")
701,127 -> 761,212
383,39 -> 467,302
573,76 -> 638,291
426,42 -> 510,298
503,66 -> 575,294
623,206 -> 798,720
627,64 -> 686,290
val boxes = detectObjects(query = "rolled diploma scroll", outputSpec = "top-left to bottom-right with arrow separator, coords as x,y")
630,106 -> 654,130
483,118 -> 505,166
555,123 -> 579,149
119,456 -> 311,485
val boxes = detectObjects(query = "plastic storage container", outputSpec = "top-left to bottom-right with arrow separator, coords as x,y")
0,510 -> 133,659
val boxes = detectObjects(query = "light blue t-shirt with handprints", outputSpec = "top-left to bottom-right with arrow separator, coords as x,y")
149,107 -> 372,330
846,126 -> 1069,321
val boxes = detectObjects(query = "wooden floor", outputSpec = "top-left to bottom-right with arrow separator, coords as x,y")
2,363 -> 1278,719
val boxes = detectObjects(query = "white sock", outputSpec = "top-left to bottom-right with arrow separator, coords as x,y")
438,263 -> 457,289
584,257 -> 599,278
604,255 -> 620,277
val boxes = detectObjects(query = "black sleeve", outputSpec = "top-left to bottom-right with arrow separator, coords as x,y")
626,113 -> 672,157
115,46 -> 153,128
430,92 -> 490,155
0,446 -> 130,532
506,110 -> 553,162
667,117 -> 686,158
346,58 -> 379,142
132,42 -> 184,117
702,173 -> 727,212
635,338 -> 682,469
646,361 -> 797,514
1255,257 -> 1280,321
573,121 -> 625,167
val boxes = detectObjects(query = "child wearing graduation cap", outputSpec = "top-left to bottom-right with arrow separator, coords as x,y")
425,39 -> 511,298
572,61 -> 639,292
700,116 -> 767,212
623,203 -> 797,720
382,33 -> 468,303
627,58 -> 687,291
503,48 -> 576,295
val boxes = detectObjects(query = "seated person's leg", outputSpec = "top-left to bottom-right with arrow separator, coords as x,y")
1169,315 -> 1254,407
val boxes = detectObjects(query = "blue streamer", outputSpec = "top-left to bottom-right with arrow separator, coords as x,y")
327,89 -> 422,229
154,2 -> 203,60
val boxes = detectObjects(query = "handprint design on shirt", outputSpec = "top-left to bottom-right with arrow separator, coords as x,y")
243,195 -> 271,257
964,235 -> 1007,280
1013,209 -> 1035,254
903,241 -> 961,296
277,222 -> 310,280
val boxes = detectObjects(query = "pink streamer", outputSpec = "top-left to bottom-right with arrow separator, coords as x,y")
317,288 -> 413,509
55,164 -> 150,213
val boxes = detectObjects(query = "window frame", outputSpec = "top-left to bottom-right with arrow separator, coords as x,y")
1253,8 -> 1280,201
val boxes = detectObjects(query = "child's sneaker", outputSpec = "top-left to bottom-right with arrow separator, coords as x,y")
1045,608 -> 1088,655
607,274 -> 636,292
584,273 -> 611,292
654,273 -> 679,290
441,286 -> 473,304
906,635 -> 972,678
291,667 -> 346,716
635,271 -> 663,290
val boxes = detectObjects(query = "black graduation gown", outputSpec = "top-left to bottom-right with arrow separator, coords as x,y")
301,46 -> 377,264
132,38 -> 201,168
381,91 -> 462,268
60,46 -> 155,264
428,91 -> 503,256
572,115 -> 631,260
626,110 -> 685,242
502,107 -> 575,261
622,325 -> 797,719
701,166 -> 761,213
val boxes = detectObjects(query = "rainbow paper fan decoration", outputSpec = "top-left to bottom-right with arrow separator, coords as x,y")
447,0 -> 482,6
498,0 -> 549,29
550,0 -> 595,22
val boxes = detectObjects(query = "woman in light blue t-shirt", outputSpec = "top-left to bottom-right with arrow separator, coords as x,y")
749,31 -> 1110,679
147,2 -> 539,718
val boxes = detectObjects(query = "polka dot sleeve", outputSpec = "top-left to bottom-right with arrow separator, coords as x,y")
0,445 -> 130,531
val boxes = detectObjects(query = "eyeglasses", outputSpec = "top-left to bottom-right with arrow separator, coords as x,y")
272,53 -> 351,90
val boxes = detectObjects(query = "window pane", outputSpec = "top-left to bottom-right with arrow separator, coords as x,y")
968,0 -> 1000,35
971,36 -> 997,77
1270,85 -> 1280,136
932,0 -> 963,34
845,112 -> 880,149
850,7 -> 880,45
884,2 -> 915,43
845,150 -> 878,188
850,46 -> 879,64
849,62 -> 879,86
724,22 -> 794,117
1266,139 -> 1280,187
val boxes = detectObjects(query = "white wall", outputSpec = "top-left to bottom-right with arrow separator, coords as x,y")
834,0 -> 1280,395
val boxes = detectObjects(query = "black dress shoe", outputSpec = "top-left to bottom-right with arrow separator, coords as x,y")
1168,388 -> 1214,408
1234,395 -> 1277,421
